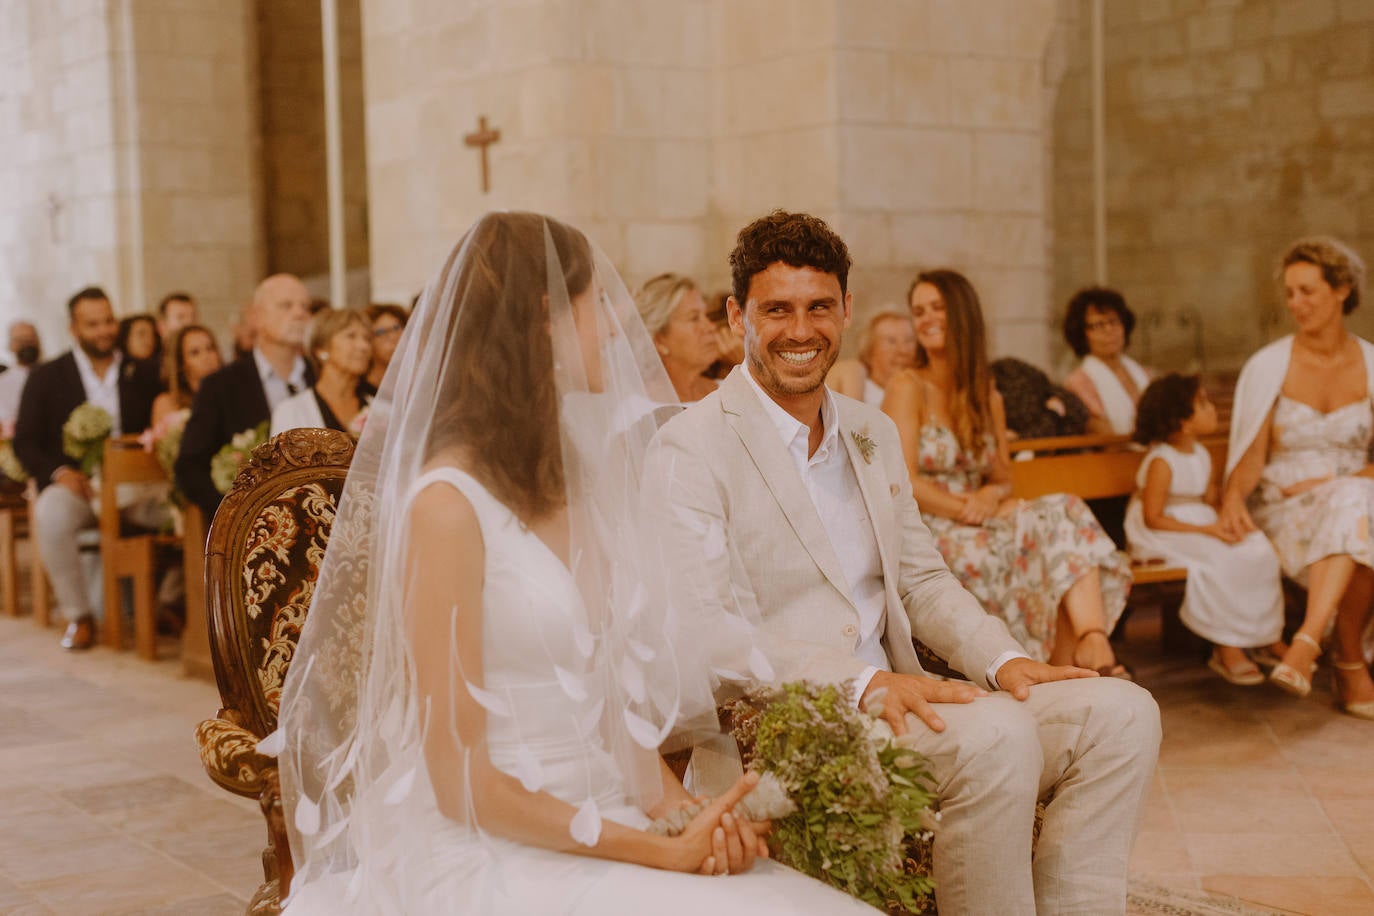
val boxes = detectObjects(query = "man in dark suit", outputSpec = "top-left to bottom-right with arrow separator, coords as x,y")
15,287 -> 160,650
176,273 -> 313,521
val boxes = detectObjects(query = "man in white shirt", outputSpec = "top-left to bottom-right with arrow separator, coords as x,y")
646,212 -> 1160,915
13,288 -> 160,649
175,274 -> 313,519
0,321 -> 42,438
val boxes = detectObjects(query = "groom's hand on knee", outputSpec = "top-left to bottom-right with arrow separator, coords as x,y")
862,671 -> 986,736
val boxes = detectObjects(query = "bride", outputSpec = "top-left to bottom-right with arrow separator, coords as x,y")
276,212 -> 871,914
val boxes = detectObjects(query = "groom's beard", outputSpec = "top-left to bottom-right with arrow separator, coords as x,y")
747,339 -> 837,398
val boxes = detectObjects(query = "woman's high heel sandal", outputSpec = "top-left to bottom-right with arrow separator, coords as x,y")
1270,632 -> 1322,698
1331,659 -> 1374,721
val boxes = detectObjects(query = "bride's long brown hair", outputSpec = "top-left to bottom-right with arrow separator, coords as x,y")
426,213 -> 592,520
911,268 -> 993,453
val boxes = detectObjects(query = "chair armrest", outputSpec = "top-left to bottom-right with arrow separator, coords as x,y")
196,714 -> 276,798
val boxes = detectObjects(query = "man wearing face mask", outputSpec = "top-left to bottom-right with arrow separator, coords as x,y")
0,321 -> 42,438
14,288 -> 161,650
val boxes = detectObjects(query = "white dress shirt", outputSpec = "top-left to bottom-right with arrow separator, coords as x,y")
743,369 -> 890,675
744,368 -> 1025,699
73,348 -> 123,436
253,347 -> 309,412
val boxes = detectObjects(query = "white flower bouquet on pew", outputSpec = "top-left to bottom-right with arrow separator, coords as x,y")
62,402 -> 114,477
211,421 -> 269,494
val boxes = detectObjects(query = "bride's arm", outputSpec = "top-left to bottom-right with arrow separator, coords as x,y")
405,483 -> 744,873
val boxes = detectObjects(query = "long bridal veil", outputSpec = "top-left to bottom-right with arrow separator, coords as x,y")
276,213 -> 733,909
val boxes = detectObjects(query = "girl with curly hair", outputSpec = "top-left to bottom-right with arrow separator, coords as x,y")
1127,374 -> 1286,685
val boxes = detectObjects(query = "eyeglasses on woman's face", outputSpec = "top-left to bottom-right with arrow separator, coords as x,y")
373,323 -> 403,340
1085,315 -> 1122,332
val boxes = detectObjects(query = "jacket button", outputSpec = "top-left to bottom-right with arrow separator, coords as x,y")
843,625 -> 857,637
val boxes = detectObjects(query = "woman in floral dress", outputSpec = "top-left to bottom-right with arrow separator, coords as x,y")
883,269 -> 1132,674
1221,236 -> 1374,719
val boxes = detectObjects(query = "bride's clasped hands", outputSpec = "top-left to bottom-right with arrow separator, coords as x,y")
647,770 -> 773,876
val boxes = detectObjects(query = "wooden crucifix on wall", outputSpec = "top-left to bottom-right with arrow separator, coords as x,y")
463,115 -> 501,193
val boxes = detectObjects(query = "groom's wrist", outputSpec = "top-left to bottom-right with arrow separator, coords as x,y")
987,650 -> 1030,689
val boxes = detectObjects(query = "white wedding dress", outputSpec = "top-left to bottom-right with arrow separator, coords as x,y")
283,467 -> 870,915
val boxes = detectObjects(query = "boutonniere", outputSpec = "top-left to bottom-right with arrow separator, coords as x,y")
850,428 -> 876,465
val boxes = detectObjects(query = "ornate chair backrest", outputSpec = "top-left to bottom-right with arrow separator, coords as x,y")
205,428 -> 356,739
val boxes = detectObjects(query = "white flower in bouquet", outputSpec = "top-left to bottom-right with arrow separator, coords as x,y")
0,440 -> 29,483
211,421 -> 269,494
62,403 -> 114,476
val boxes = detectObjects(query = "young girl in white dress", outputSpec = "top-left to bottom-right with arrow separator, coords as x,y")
1125,374 -> 1288,685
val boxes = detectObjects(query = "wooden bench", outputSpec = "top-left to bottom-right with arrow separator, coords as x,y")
1009,434 -> 1229,649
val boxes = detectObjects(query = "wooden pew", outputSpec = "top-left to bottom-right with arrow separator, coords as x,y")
1009,435 -> 1229,648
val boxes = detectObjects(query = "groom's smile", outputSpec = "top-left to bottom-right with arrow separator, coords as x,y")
729,262 -> 852,413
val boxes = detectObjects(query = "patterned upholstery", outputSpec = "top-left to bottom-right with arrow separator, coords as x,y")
194,429 -> 355,915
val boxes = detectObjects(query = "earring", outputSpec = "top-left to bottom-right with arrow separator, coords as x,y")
318,352 -> 329,362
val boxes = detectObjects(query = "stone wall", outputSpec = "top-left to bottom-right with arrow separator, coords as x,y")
128,0 -> 263,335
1052,0 -> 1374,374
257,0 -> 369,293
0,1 -> 124,350
360,0 -> 1064,364
0,0 -> 264,350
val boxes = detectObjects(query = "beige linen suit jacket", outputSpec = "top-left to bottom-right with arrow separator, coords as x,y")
647,368 -> 1022,692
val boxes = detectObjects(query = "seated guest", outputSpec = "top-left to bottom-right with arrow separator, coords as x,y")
117,313 -> 160,364
705,290 -> 744,380
0,321 -> 42,438
1127,374 -> 1286,684
156,291 -> 197,339
151,325 -> 223,430
14,287 -> 160,650
884,269 -> 1133,676
272,308 -> 373,437
991,357 -> 1105,440
176,274 -> 313,520
1063,287 -> 1151,435
1222,236 -> 1374,719
229,302 -> 256,361
634,273 -> 719,402
827,309 -> 916,406
364,302 -> 408,392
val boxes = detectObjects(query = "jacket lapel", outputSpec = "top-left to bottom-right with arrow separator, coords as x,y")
836,404 -> 898,586
719,370 -> 856,609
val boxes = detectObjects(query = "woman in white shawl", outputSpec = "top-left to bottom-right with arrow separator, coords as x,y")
1220,236 -> 1374,721
1063,287 -> 1149,436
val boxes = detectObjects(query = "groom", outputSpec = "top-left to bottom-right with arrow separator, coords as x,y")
646,211 -> 1160,915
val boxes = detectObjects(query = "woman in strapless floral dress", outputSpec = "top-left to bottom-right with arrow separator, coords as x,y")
883,269 -> 1132,675
1222,236 -> 1374,720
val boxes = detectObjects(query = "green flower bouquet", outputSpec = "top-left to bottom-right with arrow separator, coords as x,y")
62,403 -> 114,476
0,440 -> 28,483
211,421 -> 268,494
726,682 -> 937,914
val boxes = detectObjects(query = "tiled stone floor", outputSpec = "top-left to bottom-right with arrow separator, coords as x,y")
2,609 -> 1373,915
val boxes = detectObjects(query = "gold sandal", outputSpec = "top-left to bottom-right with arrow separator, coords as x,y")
1271,632 -> 1321,698
1332,659 -> 1374,721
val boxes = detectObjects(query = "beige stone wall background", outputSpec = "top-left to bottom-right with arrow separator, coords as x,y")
258,0 -> 369,294
361,0 -> 715,305
0,1 -> 124,351
128,0 -> 263,336
361,0 -> 1065,365
1053,0 -> 1374,375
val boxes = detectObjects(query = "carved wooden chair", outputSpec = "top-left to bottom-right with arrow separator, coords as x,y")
194,428 -> 355,915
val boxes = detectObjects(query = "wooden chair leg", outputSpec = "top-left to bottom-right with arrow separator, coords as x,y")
102,559 -> 123,650
0,509 -> 17,617
133,549 -> 157,661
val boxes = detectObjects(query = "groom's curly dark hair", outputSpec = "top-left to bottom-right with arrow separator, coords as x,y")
729,210 -> 852,305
